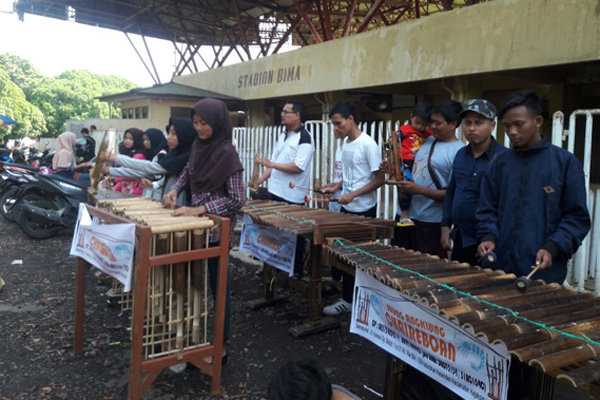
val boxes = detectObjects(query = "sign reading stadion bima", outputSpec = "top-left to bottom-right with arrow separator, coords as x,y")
351,270 -> 511,400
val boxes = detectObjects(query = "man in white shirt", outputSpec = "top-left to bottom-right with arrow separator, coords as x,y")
257,99 -> 314,275
321,101 -> 384,315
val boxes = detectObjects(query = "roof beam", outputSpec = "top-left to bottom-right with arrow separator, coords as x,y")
357,0 -> 387,33
292,0 -> 323,43
342,0 -> 358,36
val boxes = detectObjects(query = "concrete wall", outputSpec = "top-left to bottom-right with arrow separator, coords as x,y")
174,0 -> 600,100
67,98 -> 198,134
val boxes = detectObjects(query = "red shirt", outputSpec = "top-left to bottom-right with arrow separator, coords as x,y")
398,124 -> 433,161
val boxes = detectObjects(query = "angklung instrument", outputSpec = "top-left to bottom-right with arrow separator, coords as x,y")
325,238 -> 600,399
242,199 -> 395,337
73,197 -> 230,400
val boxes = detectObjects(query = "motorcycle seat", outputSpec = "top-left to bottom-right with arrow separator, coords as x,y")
4,163 -> 41,172
44,173 -> 89,189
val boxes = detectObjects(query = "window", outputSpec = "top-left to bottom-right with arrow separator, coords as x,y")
128,108 -> 134,119
122,109 -> 128,119
135,107 -> 142,119
142,106 -> 149,119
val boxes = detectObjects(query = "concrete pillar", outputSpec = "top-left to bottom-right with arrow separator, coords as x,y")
452,75 -> 483,103
247,100 -> 267,127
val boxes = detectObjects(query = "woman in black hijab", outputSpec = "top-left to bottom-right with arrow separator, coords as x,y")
101,120 -> 197,204
143,128 -> 168,161
164,98 -> 245,361
119,128 -> 146,157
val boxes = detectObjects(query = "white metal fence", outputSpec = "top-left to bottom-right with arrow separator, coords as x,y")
551,110 -> 600,293
236,110 -> 599,293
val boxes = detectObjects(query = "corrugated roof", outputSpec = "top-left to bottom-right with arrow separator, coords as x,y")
98,82 -> 241,102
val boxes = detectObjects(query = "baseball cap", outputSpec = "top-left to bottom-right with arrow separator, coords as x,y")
459,99 -> 497,120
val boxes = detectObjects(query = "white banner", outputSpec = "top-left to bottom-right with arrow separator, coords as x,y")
239,214 -> 297,276
351,269 -> 510,400
70,204 -> 136,292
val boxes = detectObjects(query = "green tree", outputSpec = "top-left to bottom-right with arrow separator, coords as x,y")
30,70 -> 136,135
0,54 -> 45,99
0,67 -> 46,140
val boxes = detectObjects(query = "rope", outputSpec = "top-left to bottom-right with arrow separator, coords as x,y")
246,204 -> 315,225
332,239 -> 600,348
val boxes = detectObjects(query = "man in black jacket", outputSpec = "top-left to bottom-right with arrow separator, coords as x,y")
477,90 -> 590,284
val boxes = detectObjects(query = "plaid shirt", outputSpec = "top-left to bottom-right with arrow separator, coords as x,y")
172,166 -> 245,244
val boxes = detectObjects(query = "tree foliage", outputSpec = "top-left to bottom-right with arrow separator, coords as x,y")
0,54 -> 137,137
29,69 -> 136,135
0,54 -> 45,99
0,67 -> 46,140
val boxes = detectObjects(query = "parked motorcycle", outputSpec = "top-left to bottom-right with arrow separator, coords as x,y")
0,163 -> 40,222
30,149 -> 55,168
12,172 -> 89,239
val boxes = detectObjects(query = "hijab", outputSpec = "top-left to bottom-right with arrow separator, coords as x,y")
144,128 -> 168,160
121,128 -> 145,157
53,131 -> 77,170
157,117 -> 195,177
188,98 -> 243,192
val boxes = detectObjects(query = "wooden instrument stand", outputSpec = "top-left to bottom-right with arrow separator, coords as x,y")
73,205 -> 230,400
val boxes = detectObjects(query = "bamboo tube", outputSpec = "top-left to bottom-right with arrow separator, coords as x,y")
173,231 -> 187,350
150,221 -> 214,234
529,345 -> 597,372
191,229 -> 205,343
557,361 -> 600,388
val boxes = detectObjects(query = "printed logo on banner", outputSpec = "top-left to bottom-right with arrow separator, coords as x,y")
486,354 -> 506,400
70,204 -> 136,292
454,331 -> 485,371
239,215 -> 297,276
350,270 -> 510,400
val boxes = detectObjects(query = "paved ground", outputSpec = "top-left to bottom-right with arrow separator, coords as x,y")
0,216 -> 593,399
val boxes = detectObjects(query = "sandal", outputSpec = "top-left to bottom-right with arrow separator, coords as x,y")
397,218 -> 415,227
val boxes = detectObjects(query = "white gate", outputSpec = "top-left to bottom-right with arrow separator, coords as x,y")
238,112 -> 600,293
552,110 -> 600,293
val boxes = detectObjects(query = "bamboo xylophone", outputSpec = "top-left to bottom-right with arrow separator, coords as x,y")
325,238 -> 600,399
74,197 -> 229,399
242,200 -> 395,244
242,200 -> 395,337
97,197 -> 214,357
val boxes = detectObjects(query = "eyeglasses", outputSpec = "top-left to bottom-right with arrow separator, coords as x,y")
280,110 -> 297,115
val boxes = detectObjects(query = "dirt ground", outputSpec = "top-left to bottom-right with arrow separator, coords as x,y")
0,218 -> 387,400
0,217 -> 592,400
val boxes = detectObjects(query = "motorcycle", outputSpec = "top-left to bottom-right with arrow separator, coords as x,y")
0,163 -> 40,222
0,149 -> 12,164
12,171 -> 89,239
30,149 -> 55,168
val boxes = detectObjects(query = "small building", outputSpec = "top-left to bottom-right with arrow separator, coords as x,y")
67,82 -> 245,135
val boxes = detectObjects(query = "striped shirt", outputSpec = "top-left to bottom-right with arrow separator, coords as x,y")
172,166 -> 245,244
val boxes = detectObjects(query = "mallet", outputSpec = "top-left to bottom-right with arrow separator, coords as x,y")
480,251 -> 497,269
515,263 -> 542,293
289,181 -> 324,194
304,194 -> 338,203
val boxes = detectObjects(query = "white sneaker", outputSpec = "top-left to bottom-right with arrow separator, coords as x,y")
323,299 -> 352,316
168,363 -> 187,373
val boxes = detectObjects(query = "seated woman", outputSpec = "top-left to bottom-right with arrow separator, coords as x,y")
109,128 -> 147,195
163,98 -> 245,362
101,120 -> 196,205
52,131 -> 90,186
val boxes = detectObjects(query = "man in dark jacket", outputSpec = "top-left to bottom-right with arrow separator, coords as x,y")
442,99 -> 507,266
477,90 -> 590,284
